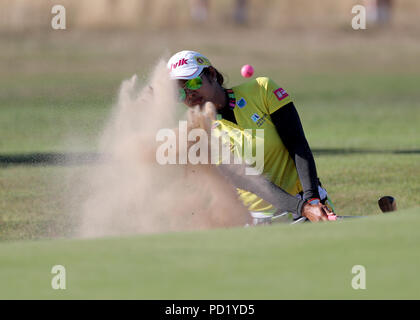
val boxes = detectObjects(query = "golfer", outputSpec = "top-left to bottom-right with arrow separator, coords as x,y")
168,50 -> 335,224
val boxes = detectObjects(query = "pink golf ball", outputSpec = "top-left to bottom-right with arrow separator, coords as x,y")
241,64 -> 254,78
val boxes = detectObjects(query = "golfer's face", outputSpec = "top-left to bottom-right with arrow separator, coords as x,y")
178,74 -> 214,108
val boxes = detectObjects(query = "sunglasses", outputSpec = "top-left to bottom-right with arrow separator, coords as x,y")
178,76 -> 203,102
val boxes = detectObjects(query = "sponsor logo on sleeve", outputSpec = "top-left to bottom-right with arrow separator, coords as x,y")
195,56 -> 211,66
273,88 -> 289,101
251,113 -> 268,127
170,58 -> 188,70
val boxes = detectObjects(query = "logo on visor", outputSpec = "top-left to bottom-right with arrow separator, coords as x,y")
195,56 -> 211,66
170,58 -> 188,70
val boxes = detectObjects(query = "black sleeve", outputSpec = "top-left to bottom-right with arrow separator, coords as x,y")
270,102 -> 320,201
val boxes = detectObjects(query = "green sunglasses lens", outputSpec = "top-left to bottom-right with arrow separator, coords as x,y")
177,76 -> 202,102
178,88 -> 186,101
185,76 -> 202,90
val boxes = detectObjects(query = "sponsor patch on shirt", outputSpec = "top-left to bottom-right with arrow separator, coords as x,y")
237,97 -> 247,108
251,113 -> 260,122
253,113 -> 268,127
273,88 -> 289,101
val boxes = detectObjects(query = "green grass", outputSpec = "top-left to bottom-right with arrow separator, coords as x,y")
1,73 -> 418,152
1,207 -> 420,299
0,167 -> 79,241
1,153 -> 419,241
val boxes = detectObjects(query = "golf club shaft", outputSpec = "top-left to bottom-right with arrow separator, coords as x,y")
291,215 -> 364,224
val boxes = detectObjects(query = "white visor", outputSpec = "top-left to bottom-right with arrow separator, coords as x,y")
167,50 -> 212,80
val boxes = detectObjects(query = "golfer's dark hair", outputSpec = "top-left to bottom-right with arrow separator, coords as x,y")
202,67 -> 224,87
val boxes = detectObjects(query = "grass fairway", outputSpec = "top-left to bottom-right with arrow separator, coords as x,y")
1,207 -> 419,299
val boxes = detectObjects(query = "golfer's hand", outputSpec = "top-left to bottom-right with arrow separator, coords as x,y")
187,102 -> 216,134
301,202 -> 331,222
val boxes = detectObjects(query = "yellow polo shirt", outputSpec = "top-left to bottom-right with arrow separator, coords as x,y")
212,77 -> 303,214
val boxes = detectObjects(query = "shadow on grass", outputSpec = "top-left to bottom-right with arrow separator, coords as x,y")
312,149 -> 420,155
0,149 -> 419,167
0,152 -> 102,167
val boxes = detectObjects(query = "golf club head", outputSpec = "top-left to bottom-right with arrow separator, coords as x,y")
378,196 -> 397,213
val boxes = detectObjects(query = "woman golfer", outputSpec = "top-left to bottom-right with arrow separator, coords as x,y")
167,50 -> 335,224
